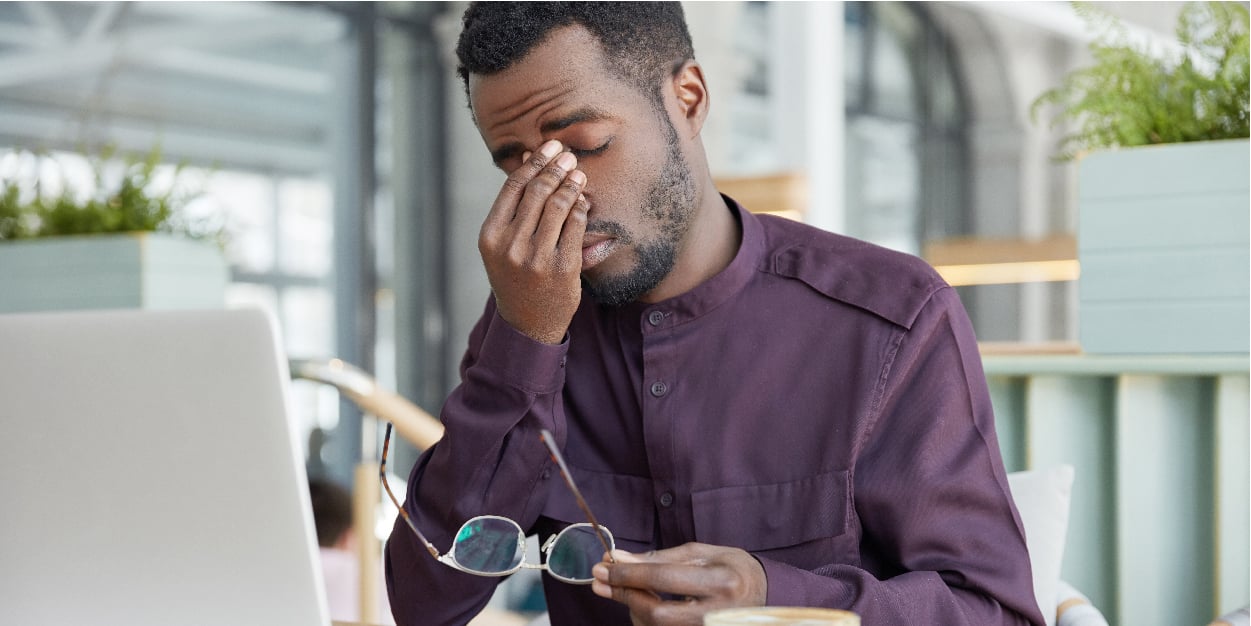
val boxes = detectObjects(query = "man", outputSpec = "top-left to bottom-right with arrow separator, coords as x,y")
385,3 -> 1045,625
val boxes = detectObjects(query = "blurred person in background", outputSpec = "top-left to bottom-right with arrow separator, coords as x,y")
310,478 -> 393,624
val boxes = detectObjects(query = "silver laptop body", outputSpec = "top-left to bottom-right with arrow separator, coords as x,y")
0,308 -> 330,626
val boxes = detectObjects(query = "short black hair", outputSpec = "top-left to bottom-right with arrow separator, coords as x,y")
455,2 -> 695,110
308,478 -> 353,548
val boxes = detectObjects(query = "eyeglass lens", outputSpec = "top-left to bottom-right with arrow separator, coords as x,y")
547,525 -> 610,582
452,517 -> 524,575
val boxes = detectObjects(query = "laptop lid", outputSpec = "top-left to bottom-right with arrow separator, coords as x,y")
0,308 -> 330,626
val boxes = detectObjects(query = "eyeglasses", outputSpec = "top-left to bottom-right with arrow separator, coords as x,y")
380,424 -> 615,584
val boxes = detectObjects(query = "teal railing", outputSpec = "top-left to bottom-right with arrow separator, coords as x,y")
984,351 -> 1249,626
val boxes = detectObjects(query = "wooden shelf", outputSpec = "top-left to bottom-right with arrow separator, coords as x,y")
924,235 -> 1076,266
714,172 -> 807,219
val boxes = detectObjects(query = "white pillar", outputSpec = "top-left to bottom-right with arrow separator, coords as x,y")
774,1 -> 844,234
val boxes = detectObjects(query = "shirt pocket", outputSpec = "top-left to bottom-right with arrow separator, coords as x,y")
540,465 -> 655,550
691,470 -> 855,570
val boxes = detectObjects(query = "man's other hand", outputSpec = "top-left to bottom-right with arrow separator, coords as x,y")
591,543 -> 768,626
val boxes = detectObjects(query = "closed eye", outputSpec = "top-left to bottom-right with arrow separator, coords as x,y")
570,138 -> 612,159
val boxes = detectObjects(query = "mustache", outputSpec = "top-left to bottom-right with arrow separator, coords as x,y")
585,219 -> 632,244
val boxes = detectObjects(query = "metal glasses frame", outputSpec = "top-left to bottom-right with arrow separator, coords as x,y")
379,424 -> 615,583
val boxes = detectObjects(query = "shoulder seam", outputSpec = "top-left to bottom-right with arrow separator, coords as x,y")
766,241 -> 947,330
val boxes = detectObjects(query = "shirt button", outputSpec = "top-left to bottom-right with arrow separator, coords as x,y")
647,310 -> 664,326
559,356 -> 567,368
650,381 -> 668,397
658,492 -> 674,508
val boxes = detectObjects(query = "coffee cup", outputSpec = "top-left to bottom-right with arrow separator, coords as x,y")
703,606 -> 860,625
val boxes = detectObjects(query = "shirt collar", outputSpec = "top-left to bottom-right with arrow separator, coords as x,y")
630,194 -> 764,327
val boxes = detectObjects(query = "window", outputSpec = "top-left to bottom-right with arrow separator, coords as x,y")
0,1 -> 350,471
843,2 -> 970,256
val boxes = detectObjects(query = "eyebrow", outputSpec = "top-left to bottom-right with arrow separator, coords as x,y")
489,107 -> 614,167
540,107 -> 612,134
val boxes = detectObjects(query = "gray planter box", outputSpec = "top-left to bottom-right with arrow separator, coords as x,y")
1078,139 -> 1250,354
0,233 -> 228,314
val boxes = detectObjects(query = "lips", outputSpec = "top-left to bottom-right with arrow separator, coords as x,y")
581,234 -> 616,269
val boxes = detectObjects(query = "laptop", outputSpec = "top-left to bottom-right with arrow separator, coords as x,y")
0,308 -> 332,626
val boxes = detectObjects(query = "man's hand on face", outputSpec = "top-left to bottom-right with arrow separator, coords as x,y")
591,543 -> 768,626
479,139 -> 590,344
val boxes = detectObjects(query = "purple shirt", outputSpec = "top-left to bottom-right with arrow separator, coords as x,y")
386,198 -> 1045,626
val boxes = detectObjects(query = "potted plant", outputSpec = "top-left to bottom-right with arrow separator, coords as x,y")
0,146 -> 229,314
1032,1 -> 1249,354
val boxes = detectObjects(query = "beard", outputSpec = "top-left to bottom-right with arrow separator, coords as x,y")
582,121 -> 697,307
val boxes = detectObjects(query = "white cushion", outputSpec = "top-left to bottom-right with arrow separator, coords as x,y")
1056,580 -> 1109,626
1210,607 -> 1251,626
1007,464 -> 1075,626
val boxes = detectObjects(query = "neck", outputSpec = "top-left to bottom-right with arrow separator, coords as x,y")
639,173 -> 740,303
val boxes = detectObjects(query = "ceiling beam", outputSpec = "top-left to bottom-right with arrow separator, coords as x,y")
0,17 -> 343,91
144,48 -> 331,95
130,1 -> 316,25
0,87 -> 325,147
79,2 -> 127,44
0,109 -> 326,174
19,2 -> 68,46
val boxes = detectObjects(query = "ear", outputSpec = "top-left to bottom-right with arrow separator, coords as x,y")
669,60 -> 710,138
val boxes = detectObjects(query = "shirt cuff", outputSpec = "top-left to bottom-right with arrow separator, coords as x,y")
755,554 -> 854,608
476,310 -> 569,395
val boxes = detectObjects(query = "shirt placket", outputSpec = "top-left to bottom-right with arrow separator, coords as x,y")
639,305 -> 685,547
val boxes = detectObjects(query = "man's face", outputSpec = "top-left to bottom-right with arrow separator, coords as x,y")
468,26 -> 696,306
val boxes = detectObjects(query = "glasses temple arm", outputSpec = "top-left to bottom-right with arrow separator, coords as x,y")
381,422 -> 440,560
540,429 -> 614,562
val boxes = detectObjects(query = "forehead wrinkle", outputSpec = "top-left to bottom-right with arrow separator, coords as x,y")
484,81 -> 577,135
